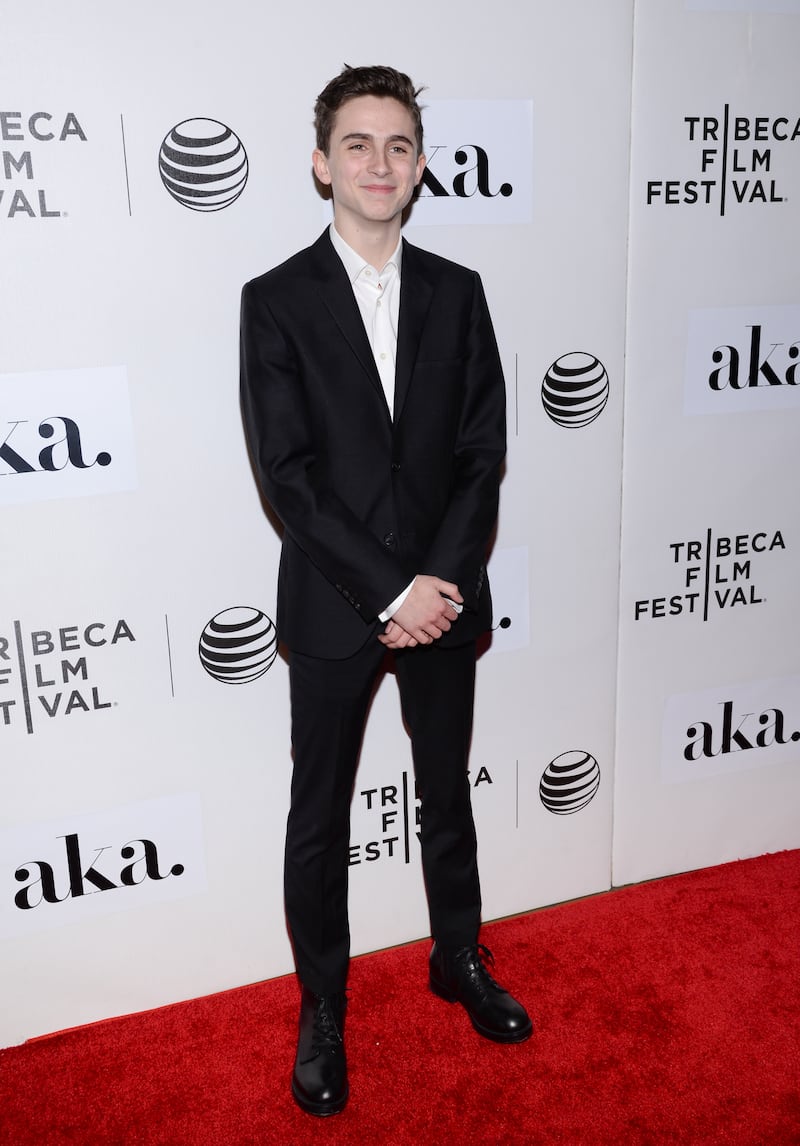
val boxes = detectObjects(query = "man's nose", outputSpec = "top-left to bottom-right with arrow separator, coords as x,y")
369,153 -> 391,176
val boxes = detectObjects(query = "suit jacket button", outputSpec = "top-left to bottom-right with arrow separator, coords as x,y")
383,532 -> 395,547
391,462 -> 401,472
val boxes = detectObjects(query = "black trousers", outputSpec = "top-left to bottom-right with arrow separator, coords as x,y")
285,636 -> 482,994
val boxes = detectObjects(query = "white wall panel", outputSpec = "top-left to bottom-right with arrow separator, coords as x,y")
2,0 -> 633,1045
614,0 -> 800,883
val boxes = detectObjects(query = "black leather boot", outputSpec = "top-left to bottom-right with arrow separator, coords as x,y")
291,986 -> 348,1116
430,942 -> 533,1043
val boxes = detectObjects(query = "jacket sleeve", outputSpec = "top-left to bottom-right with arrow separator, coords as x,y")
239,279 -> 411,621
420,272 -> 507,610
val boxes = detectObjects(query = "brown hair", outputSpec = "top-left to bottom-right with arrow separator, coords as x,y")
314,65 -> 424,155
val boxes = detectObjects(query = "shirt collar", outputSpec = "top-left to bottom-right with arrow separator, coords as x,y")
328,222 -> 402,284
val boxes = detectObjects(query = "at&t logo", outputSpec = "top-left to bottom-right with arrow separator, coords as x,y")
539,750 -> 601,815
159,119 -> 248,211
199,607 -> 278,684
541,353 -> 609,428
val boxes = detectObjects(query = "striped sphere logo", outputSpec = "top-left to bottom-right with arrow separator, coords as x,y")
199,607 -> 278,685
158,118 -> 248,211
539,750 -> 601,815
541,352 -> 609,428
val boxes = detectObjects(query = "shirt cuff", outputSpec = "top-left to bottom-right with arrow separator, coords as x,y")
379,578 -> 415,622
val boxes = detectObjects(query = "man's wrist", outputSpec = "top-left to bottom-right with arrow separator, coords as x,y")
379,577 -> 416,622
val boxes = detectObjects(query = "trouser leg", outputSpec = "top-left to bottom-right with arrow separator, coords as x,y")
285,640 -> 385,994
395,641 -> 482,947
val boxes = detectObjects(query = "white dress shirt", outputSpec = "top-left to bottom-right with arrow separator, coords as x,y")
328,225 -> 463,626
328,223 -> 401,417
328,224 -> 412,621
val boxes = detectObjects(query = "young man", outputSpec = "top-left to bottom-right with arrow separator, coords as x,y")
240,65 -> 531,1117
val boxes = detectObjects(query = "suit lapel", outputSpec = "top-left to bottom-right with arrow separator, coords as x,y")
394,240 -> 435,422
310,231 -> 389,414
307,231 -> 437,424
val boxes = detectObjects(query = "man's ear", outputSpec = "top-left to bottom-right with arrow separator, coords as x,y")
414,152 -> 426,187
312,148 -> 332,186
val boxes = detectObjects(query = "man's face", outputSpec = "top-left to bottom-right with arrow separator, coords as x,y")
312,95 -> 426,232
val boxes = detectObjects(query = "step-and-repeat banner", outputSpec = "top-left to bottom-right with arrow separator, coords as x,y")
2,0 -> 796,1046
614,0 -> 800,883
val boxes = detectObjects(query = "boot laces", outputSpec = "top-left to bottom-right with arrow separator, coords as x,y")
311,993 -> 345,1051
459,943 -> 503,991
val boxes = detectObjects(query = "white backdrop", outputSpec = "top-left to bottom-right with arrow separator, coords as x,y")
2,0 -> 796,1048
614,0 -> 800,882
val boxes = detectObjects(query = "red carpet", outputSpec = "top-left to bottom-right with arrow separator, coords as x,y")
2,851 -> 799,1144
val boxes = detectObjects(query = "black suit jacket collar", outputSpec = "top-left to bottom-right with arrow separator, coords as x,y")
308,229 -> 437,423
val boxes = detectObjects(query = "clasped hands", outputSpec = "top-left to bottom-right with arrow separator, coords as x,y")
378,574 -> 463,650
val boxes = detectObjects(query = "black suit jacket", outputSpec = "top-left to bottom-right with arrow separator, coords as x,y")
240,230 -> 506,658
